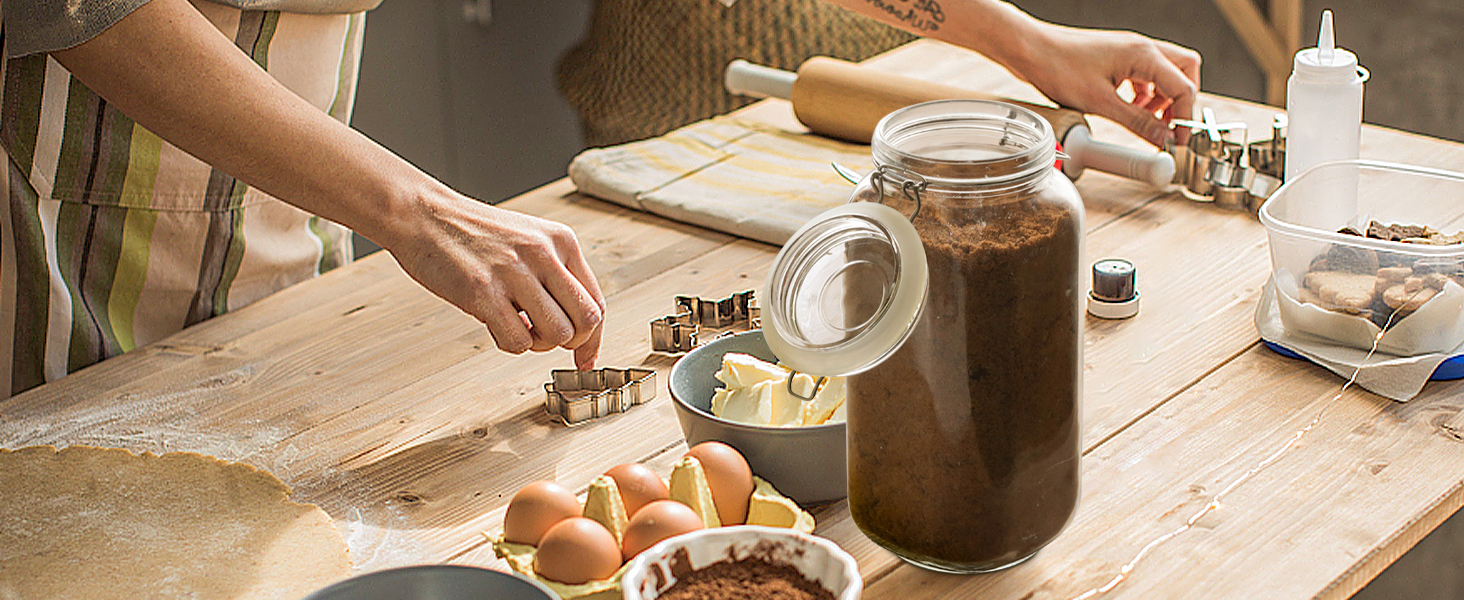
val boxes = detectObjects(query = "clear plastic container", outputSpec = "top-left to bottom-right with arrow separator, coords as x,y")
763,99 -> 1084,573
1258,160 -> 1464,355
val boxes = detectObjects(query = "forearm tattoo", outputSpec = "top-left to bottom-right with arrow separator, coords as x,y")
862,0 -> 944,33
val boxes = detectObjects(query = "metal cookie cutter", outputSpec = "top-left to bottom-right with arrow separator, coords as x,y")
545,367 -> 656,425
1242,114 -> 1287,211
649,291 -> 760,354
1172,109 -> 1288,213
1173,107 -> 1247,201
1248,114 -> 1287,180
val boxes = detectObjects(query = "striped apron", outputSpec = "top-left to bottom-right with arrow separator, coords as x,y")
0,1 -> 365,397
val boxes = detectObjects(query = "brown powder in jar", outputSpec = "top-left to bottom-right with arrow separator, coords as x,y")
846,195 -> 1082,570
656,554 -> 834,600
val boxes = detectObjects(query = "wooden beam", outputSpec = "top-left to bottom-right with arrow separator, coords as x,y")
1271,0 -> 1304,51
1267,0 -> 1304,106
1211,0 -> 1294,107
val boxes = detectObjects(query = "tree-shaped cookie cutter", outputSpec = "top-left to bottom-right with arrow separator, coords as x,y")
649,290 -> 760,354
544,367 -> 656,425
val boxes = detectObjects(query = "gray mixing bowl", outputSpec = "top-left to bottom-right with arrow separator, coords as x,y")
302,565 -> 557,600
668,330 -> 847,505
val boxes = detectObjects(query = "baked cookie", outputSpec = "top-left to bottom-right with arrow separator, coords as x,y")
1303,270 -> 1379,314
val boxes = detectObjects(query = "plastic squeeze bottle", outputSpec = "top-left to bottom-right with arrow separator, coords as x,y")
1285,10 -> 1368,183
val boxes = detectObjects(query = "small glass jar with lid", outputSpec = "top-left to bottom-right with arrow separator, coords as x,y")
764,99 -> 1084,573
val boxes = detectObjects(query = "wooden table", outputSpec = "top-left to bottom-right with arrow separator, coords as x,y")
5,40 -> 1464,600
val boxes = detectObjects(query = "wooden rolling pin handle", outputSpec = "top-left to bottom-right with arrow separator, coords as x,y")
727,57 -> 1174,188
788,56 -> 1088,147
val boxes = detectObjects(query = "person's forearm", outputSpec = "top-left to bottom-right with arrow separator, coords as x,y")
815,0 -> 1201,146
51,0 -> 436,248
817,0 -> 1043,79
52,0 -> 608,368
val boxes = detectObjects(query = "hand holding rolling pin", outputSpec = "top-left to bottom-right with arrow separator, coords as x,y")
727,0 -> 1201,188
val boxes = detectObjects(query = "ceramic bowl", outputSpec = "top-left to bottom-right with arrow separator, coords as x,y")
668,329 -> 847,504
620,525 -> 861,600
302,565 -> 557,600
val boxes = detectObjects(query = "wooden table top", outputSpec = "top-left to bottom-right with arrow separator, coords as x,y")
5,40 -> 1464,600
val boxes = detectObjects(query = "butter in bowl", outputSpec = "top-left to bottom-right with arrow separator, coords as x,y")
710,352 -> 846,428
668,330 -> 849,505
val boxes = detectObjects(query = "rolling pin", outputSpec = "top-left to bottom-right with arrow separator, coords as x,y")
725,57 -> 1175,188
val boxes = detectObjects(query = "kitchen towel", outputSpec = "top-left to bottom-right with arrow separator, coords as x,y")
567,116 -> 874,246
1255,278 -> 1462,401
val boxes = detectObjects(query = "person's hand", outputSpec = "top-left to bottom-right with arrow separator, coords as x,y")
384,191 -> 606,371
1015,22 -> 1201,147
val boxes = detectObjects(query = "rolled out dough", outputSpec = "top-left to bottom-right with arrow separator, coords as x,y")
0,445 -> 351,599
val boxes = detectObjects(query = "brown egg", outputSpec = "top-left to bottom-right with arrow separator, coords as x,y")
686,441 -> 755,525
620,499 -> 705,560
533,517 -> 623,584
502,480 -> 581,545
604,463 -> 670,516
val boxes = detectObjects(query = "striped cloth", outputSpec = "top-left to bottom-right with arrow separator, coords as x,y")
0,2 -> 364,396
567,116 -> 874,246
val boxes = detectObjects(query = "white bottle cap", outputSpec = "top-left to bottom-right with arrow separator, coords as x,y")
1293,10 -> 1361,83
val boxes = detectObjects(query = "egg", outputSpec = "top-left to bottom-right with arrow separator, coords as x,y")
620,499 -> 705,560
685,441 -> 755,525
604,463 -> 670,516
533,517 -> 623,584
502,480 -> 581,545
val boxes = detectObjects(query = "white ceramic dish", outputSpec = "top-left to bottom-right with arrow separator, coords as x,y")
621,525 -> 861,600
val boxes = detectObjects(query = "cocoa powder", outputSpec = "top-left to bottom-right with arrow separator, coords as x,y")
655,553 -> 833,600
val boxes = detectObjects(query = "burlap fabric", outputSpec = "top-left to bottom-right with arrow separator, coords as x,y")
557,0 -> 914,147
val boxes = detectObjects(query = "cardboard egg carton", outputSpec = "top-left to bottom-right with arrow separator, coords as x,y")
491,455 -> 815,599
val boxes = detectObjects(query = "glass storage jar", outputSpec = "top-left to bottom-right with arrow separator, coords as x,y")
764,99 -> 1085,573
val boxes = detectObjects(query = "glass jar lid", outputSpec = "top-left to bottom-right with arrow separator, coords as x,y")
762,201 -> 927,377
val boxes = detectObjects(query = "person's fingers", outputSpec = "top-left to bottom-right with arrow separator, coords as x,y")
1094,92 -> 1173,148
1140,86 -> 1172,113
1137,61 -> 1197,121
1153,42 -> 1202,125
1091,46 -> 1196,147
482,293 -> 534,355
537,270 -> 598,349
573,323 -> 603,372
395,197 -> 607,369
1157,42 -> 1203,92
1130,80 -> 1155,109
516,282 -> 576,351
557,227 -> 607,368
541,227 -> 604,352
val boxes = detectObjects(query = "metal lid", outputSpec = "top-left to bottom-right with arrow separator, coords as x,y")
762,201 -> 927,377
